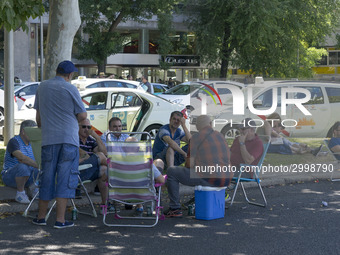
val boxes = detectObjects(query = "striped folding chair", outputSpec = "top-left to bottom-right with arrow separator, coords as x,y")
103,132 -> 163,227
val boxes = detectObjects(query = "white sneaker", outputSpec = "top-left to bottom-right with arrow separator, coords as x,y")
15,192 -> 30,204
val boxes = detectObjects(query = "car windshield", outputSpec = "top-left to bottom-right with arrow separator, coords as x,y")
163,84 -> 202,95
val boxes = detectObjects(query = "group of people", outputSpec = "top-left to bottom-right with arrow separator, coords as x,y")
3,60 -> 338,228
256,112 -> 322,156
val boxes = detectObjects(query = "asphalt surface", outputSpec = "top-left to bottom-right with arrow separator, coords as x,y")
0,180 -> 339,255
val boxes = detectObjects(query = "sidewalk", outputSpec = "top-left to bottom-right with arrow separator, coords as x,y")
1,162 -> 339,213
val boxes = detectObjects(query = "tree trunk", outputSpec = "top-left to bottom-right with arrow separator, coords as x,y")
44,0 -> 81,80
219,25 -> 231,79
97,59 -> 107,75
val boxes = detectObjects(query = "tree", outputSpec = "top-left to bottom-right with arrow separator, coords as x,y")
44,0 -> 81,79
157,12 -> 175,82
76,0 -> 176,75
0,0 -> 44,31
184,0 -> 340,78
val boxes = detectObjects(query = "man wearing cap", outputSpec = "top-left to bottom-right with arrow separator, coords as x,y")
164,115 -> 232,218
230,118 -> 264,178
33,60 -> 87,229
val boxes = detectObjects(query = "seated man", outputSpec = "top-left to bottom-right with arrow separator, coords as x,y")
101,117 -> 129,145
152,111 -> 191,168
165,115 -> 232,218
328,121 -> 340,160
78,119 -> 108,205
1,120 -> 39,203
124,136 -> 165,216
230,118 -> 264,178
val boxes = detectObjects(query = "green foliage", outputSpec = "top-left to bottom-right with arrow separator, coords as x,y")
158,12 -> 175,71
76,0 -> 177,71
184,0 -> 340,78
0,0 -> 45,31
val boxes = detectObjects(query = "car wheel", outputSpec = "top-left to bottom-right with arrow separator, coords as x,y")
142,124 -> 162,140
221,125 -> 240,139
0,107 -> 4,127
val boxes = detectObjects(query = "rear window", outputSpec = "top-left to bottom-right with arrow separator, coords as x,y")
326,87 -> 340,103
295,86 -> 324,105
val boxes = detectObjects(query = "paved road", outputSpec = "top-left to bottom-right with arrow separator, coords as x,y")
0,180 -> 339,255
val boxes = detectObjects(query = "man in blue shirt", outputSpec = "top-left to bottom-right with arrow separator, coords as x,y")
1,120 -> 38,203
33,60 -> 87,229
100,117 -> 129,145
152,111 -> 191,168
329,121 -> 340,160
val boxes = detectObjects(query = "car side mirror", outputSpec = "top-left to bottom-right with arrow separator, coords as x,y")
19,92 -> 26,97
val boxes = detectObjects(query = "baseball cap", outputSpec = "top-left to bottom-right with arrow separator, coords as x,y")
56,60 -> 78,74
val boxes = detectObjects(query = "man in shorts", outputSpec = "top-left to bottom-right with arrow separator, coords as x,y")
78,118 -> 108,205
33,60 -> 87,228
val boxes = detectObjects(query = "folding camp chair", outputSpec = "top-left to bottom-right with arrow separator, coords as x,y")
103,132 -> 164,227
22,127 -> 97,220
323,139 -> 340,182
228,135 -> 271,207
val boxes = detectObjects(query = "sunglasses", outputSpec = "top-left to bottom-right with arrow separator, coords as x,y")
80,125 -> 92,129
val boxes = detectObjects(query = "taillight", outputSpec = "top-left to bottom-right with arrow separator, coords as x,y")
181,108 -> 188,119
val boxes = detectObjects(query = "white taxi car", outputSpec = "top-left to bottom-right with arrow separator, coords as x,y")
213,80 -> 340,138
80,87 -> 188,138
72,76 -> 142,91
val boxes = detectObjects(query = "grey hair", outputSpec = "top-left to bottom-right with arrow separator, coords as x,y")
20,120 -> 37,134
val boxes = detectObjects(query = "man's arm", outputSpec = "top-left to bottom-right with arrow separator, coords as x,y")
331,144 -> 340,154
79,148 -> 90,164
77,112 -> 87,123
36,110 -> 41,127
91,130 -> 108,156
163,135 -> 187,158
12,150 -> 38,169
180,117 -> 191,143
238,134 -> 255,165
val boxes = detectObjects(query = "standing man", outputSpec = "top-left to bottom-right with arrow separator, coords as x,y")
141,75 -> 152,93
1,120 -> 39,203
152,111 -> 191,168
33,60 -> 87,228
101,117 -> 129,145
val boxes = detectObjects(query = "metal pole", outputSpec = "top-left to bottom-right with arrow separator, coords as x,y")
35,23 -> 39,81
40,17 -> 44,80
4,29 -> 14,145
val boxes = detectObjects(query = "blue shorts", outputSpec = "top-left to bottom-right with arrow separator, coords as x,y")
1,163 -> 39,188
79,154 -> 100,182
154,144 -> 188,167
39,144 -> 79,201
268,144 -> 293,155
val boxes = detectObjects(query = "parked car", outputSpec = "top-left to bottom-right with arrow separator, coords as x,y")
71,77 -> 142,91
0,82 -> 40,136
80,87 -> 188,139
158,80 -> 245,121
214,80 -> 340,138
140,83 -> 169,95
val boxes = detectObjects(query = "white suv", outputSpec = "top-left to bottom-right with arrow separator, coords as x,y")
213,80 -> 340,138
